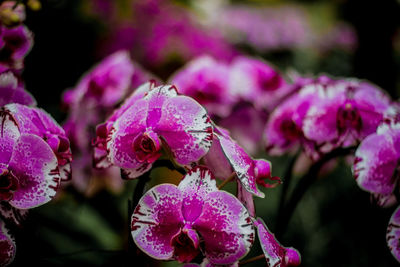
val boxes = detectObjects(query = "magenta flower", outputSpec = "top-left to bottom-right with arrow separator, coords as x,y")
264,77 -> 322,156
254,218 -> 301,267
62,50 -> 135,109
131,166 -> 254,264
204,126 -> 279,198
0,71 -> 35,106
353,123 -> 400,206
303,79 -> 392,152
0,24 -> 33,72
229,56 -> 287,111
0,113 -> 60,208
0,219 -> 15,266
387,206 -> 400,263
95,83 -> 213,179
93,81 -> 154,169
62,52 -> 156,192
3,103 -> 72,181
169,55 -> 234,117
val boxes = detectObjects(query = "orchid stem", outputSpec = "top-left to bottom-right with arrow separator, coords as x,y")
275,146 -> 356,237
239,254 -> 265,265
218,172 -> 236,190
276,152 -> 299,229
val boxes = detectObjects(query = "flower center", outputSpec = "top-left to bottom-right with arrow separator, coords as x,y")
171,228 -> 200,263
280,119 -> 302,141
0,168 -> 19,201
259,71 -> 281,91
132,130 -> 161,163
87,79 -> 104,98
336,102 -> 362,134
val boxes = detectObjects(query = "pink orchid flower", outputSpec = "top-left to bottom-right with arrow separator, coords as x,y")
0,24 -> 32,72
94,82 -> 213,179
131,166 -> 254,264
2,103 -> 72,182
353,123 -> 400,206
303,79 -> 392,153
0,111 -> 60,209
169,55 -> 234,117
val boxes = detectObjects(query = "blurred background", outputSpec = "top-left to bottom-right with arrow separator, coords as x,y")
13,0 -> 400,266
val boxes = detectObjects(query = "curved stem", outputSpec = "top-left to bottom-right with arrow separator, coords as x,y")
218,172 -> 236,190
276,152 -> 299,229
239,254 -> 265,265
152,159 -> 186,175
275,146 -> 356,237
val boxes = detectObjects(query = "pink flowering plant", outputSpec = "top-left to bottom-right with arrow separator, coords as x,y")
1,0 -> 400,266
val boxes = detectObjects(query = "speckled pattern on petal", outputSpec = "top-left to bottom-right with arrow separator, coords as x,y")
156,95 -> 213,165
107,99 -> 148,170
217,132 -> 264,198
0,109 -> 20,164
254,218 -> 301,267
131,184 -> 184,260
0,202 -> 28,227
194,190 -> 254,265
353,128 -> 399,196
387,206 -> 400,263
8,134 -> 60,209
0,219 -> 16,266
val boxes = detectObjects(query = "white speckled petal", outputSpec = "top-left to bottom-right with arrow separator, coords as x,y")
131,184 -> 184,260
0,110 -> 20,165
0,202 -> 28,227
178,166 -> 218,196
156,95 -> 213,166
387,206 -> 400,263
178,166 -> 217,222
0,219 -> 16,266
107,99 -> 148,171
194,190 -> 255,265
353,128 -> 399,197
254,218 -> 301,267
217,132 -> 264,198
8,134 -> 60,209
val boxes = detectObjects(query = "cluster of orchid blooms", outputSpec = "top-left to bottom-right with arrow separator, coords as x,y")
0,1 -> 399,266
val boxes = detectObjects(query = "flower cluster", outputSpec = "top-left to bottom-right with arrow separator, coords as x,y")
90,71 -> 298,265
0,2 -> 71,265
169,55 -> 289,155
264,76 -> 392,159
63,50 -> 156,193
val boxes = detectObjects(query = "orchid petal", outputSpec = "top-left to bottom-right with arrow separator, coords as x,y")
0,202 -> 28,227
107,99 -> 150,176
178,166 -> 217,222
387,206 -> 400,263
0,109 -> 20,165
0,219 -> 15,266
217,132 -> 264,198
254,218 -> 301,267
131,184 -> 184,260
194,190 -> 255,265
8,134 -> 60,209
353,126 -> 400,198
156,95 -> 212,166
